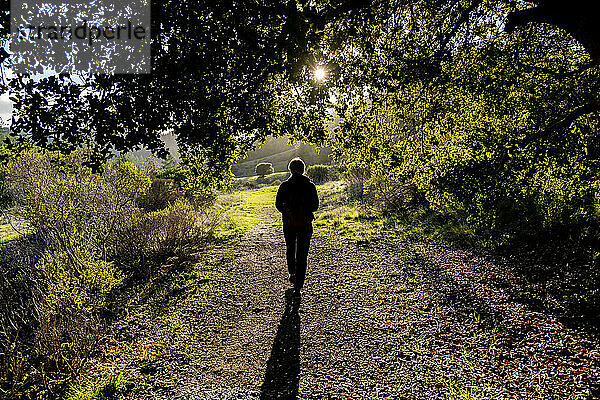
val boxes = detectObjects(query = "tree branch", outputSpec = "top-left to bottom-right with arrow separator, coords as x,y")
516,60 -> 597,81
522,101 -> 600,145
435,0 -> 484,59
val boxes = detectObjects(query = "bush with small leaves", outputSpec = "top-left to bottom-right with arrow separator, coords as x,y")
0,150 -> 219,397
127,198 -> 219,260
307,164 -> 339,184
136,178 -> 183,211
33,247 -> 123,373
6,151 -> 151,258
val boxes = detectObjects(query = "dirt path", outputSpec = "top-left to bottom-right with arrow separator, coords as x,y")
113,189 -> 599,400
133,204 -> 423,399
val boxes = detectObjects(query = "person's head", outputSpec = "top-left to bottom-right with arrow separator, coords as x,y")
288,157 -> 305,175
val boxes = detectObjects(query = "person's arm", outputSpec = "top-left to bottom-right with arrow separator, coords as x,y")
275,182 -> 286,213
310,183 -> 319,211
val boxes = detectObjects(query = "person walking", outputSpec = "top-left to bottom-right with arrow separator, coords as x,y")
275,157 -> 319,296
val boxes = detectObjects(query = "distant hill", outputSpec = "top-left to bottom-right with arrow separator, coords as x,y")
232,135 -> 332,177
125,134 -> 334,177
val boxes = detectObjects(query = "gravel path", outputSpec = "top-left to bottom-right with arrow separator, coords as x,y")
126,204 -> 600,400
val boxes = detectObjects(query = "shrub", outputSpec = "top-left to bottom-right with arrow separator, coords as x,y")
343,165 -> 369,200
0,150 -> 218,397
124,198 -> 219,260
136,178 -> 183,211
0,239 -> 121,396
0,235 -> 44,394
6,151 -> 150,259
255,162 -> 274,177
328,166 -> 340,181
307,164 -> 339,184
6,151 -> 217,264
0,151 -> 140,394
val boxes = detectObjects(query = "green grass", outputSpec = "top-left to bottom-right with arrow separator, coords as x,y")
0,223 -> 19,244
65,374 -> 131,400
0,219 -> 28,244
314,205 -> 383,242
232,172 -> 289,190
313,181 -> 402,243
238,185 -> 278,208
214,186 -> 278,240
310,180 -> 482,247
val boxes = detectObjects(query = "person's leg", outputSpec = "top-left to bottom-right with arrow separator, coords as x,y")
283,224 -> 297,277
294,224 -> 313,290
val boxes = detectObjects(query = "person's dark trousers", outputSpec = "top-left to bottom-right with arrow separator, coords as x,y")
283,223 -> 313,289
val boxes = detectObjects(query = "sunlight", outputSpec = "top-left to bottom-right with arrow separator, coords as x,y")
314,66 -> 327,82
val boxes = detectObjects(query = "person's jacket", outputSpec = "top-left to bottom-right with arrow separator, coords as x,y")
275,173 -> 319,226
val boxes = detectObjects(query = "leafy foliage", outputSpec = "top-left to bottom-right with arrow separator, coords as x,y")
136,178 -> 183,212
0,0 -> 335,178
306,164 -> 338,185
7,151 -> 150,257
326,0 -> 600,243
232,171 -> 289,190
215,186 -> 278,240
131,198 -> 219,258
0,151 -> 219,398
64,374 -> 130,400
3,0 -> 600,205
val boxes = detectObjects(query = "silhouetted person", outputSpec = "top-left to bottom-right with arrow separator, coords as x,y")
275,158 -> 319,296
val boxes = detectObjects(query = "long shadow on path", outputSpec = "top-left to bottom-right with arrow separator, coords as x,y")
260,288 -> 301,400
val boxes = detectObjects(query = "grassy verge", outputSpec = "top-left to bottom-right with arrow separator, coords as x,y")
214,186 -> 278,240
232,172 -> 289,190
313,180 -> 481,247
0,216 -> 28,244
313,181 -> 405,243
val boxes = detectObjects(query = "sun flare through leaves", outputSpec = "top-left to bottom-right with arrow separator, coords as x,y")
314,66 -> 327,82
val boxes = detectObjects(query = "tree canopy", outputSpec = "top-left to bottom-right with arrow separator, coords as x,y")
0,0 -> 599,193
320,0 -> 600,241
